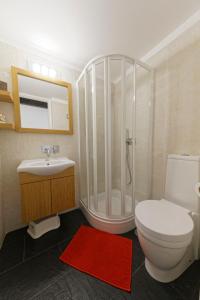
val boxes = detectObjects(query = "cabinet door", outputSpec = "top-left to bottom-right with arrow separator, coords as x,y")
21,180 -> 51,223
51,176 -> 75,214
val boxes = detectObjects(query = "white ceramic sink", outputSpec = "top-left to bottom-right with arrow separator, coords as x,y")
17,157 -> 75,176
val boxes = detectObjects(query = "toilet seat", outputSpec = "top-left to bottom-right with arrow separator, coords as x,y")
135,199 -> 194,247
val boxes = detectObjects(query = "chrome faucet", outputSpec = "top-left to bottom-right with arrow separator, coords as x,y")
41,145 -> 52,160
41,145 -> 60,160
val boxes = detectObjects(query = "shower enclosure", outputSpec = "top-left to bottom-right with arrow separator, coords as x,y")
77,54 -> 153,233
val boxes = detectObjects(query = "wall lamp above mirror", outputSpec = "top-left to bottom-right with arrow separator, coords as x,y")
11,66 -> 73,135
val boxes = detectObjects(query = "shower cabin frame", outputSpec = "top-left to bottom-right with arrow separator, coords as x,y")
76,54 -> 154,233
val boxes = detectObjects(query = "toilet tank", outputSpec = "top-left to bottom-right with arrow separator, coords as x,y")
165,154 -> 200,213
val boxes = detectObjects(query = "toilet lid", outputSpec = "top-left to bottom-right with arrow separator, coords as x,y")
135,200 -> 194,243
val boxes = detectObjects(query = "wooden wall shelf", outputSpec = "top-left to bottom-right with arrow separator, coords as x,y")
0,122 -> 14,130
0,90 -> 13,103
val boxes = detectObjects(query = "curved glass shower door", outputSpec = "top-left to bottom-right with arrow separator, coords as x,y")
135,64 -> 153,203
77,54 -> 153,221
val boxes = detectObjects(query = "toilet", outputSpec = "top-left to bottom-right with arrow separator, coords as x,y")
135,154 -> 200,283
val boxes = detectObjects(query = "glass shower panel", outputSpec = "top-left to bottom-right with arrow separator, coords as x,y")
86,68 -> 94,210
110,59 -> 122,217
135,64 -> 152,203
95,61 -> 106,214
124,61 -> 134,215
78,76 -> 87,207
77,54 -> 153,227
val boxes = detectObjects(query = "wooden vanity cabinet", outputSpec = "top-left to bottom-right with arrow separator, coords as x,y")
51,176 -> 75,214
19,167 -> 75,223
21,180 -> 51,222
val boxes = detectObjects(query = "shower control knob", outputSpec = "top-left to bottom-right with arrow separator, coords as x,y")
126,138 -> 133,145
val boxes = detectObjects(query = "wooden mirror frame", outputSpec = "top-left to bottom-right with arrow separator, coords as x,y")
11,66 -> 73,135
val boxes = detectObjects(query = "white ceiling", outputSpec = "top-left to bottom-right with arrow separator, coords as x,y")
0,0 -> 200,70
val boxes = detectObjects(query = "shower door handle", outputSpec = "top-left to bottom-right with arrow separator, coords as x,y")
126,138 -> 133,146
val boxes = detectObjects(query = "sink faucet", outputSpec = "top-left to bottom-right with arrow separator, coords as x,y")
41,145 -> 53,160
41,145 -> 60,160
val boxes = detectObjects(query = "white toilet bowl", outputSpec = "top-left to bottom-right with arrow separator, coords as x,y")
135,199 -> 194,282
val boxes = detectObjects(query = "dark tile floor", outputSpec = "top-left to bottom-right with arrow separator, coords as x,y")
0,209 -> 200,300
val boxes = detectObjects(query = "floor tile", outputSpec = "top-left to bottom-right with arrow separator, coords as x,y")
24,226 -> 68,259
192,287 -> 200,300
59,209 -> 89,237
171,260 -> 200,300
130,265 -> 184,300
0,227 -> 26,274
33,275 -> 72,300
0,246 -> 65,300
59,267 -> 131,300
122,230 -> 144,272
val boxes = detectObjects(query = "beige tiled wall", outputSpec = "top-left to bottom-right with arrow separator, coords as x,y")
0,41 -> 79,233
149,20 -> 200,200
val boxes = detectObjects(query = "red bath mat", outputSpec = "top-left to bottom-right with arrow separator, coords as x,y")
59,225 -> 132,292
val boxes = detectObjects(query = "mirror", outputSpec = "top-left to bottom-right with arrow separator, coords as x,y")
12,67 -> 73,134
